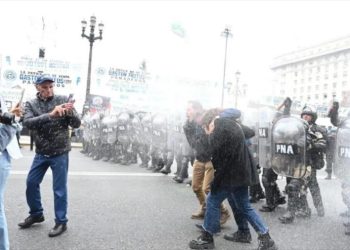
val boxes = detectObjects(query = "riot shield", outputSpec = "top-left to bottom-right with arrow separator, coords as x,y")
257,107 -> 277,169
271,116 -> 307,178
117,112 -> 130,145
140,113 -> 153,145
131,115 -> 143,144
152,113 -> 168,150
91,113 -> 102,141
106,115 -> 118,144
334,118 -> 350,179
101,116 -> 109,144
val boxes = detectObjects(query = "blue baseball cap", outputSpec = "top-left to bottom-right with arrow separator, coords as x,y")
220,108 -> 241,120
35,75 -> 54,85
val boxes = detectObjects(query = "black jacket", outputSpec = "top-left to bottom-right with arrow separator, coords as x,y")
23,93 -> 81,156
183,120 -> 211,162
209,118 -> 258,192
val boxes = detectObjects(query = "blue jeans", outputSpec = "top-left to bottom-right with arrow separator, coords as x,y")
203,186 -> 268,235
0,151 -> 11,250
26,153 -> 69,224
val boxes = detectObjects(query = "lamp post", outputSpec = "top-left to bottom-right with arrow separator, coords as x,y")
81,16 -> 104,106
234,71 -> 241,108
220,27 -> 232,108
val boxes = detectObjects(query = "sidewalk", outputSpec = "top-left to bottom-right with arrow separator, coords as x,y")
19,135 -> 82,148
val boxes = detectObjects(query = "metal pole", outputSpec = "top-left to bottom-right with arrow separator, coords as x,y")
221,33 -> 228,108
86,42 -> 93,100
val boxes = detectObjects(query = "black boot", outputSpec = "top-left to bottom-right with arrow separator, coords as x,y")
189,230 -> 214,249
257,232 -> 278,250
259,204 -> 276,212
160,164 -> 171,175
224,230 -> 252,243
279,211 -> 294,224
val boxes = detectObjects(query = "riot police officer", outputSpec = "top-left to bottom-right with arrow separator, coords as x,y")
279,106 -> 326,224
328,101 -> 350,235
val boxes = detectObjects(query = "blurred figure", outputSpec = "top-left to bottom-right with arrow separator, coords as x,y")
0,96 -> 22,250
325,126 -> 336,180
184,102 -> 230,224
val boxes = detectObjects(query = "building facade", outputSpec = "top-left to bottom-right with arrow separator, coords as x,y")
271,35 -> 350,115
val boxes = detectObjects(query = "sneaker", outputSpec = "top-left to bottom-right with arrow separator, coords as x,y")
18,215 -> 45,229
189,231 -> 214,249
257,232 -> 278,250
48,223 -> 67,237
224,230 -> 252,243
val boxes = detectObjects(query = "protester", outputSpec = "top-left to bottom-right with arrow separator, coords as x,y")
18,75 -> 81,237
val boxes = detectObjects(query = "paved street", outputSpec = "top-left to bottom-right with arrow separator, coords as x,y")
4,146 -> 350,250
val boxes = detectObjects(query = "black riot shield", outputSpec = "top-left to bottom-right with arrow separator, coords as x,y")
101,116 -> 109,144
131,115 -> 143,145
106,115 -> 118,145
117,112 -> 130,145
271,116 -> 308,178
140,113 -> 153,145
152,113 -> 168,150
334,118 -> 350,179
258,107 -> 276,169
91,113 -> 102,141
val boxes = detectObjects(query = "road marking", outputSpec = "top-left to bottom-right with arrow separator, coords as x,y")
10,170 -> 166,177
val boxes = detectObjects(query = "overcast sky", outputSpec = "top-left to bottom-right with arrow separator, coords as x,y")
1,0 -> 350,99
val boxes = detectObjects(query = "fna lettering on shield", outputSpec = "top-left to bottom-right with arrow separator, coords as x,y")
338,146 -> 350,158
275,143 -> 299,155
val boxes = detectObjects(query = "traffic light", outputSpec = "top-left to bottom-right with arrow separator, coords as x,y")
39,48 -> 45,58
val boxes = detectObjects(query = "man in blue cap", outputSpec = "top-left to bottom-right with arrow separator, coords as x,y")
18,75 -> 81,237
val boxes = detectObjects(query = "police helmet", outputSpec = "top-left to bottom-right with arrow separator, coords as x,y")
301,106 -> 317,123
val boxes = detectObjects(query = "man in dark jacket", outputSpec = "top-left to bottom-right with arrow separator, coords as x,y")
18,75 -> 81,237
189,112 -> 277,250
183,101 -> 230,224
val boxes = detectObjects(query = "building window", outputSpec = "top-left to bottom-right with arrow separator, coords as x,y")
343,81 -> 347,87
344,71 -> 348,77
324,75 -> 328,79
300,87 -> 304,92
315,85 -> 319,90
294,80 -> 298,85
334,73 -> 338,78
293,88 -> 297,94
333,82 -> 337,88
294,72 -> 298,77
280,90 -> 285,95
324,94 -> 327,99
307,86 -> 311,92
324,84 -> 328,89
315,94 -> 319,100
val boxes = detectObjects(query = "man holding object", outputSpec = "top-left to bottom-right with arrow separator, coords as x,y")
18,75 -> 81,237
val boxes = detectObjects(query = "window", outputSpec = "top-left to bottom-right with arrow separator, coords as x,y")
344,71 -> 348,77
324,75 -> 328,79
315,94 -> 319,100
334,73 -> 338,78
324,84 -> 328,89
315,85 -> 319,90
323,94 -> 328,99
293,88 -> 297,93
343,81 -> 347,87
307,86 -> 311,92
333,82 -> 337,88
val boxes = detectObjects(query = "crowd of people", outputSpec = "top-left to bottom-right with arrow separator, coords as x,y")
0,74 -> 350,250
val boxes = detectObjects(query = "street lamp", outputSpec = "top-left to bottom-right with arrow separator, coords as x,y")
220,27 -> 232,108
81,16 -> 104,107
234,71 -> 241,108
